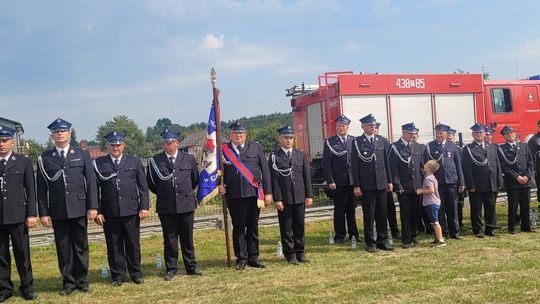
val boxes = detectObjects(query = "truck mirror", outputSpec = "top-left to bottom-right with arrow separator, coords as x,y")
490,122 -> 497,128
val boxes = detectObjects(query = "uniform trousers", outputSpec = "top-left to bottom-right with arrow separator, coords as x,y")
227,197 -> 261,263
0,222 -> 33,294
277,203 -> 305,259
361,190 -> 388,246
103,215 -> 142,281
469,192 -> 497,234
52,216 -> 89,289
507,188 -> 531,232
397,193 -> 420,244
438,184 -> 460,237
159,212 -> 197,272
332,186 -> 359,241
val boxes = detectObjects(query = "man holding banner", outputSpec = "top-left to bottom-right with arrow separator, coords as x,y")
218,122 -> 272,270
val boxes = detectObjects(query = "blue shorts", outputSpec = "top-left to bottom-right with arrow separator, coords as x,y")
424,204 -> 440,225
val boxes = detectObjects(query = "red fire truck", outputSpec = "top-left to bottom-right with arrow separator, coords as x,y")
286,72 -> 540,182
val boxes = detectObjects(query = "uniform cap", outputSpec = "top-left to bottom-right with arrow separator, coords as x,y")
103,131 -> 125,144
485,126 -> 494,135
229,121 -> 247,132
335,115 -> 351,125
401,122 -> 419,133
0,125 -> 15,139
47,118 -> 72,131
160,129 -> 181,141
470,123 -> 486,132
277,125 -> 294,135
435,123 -> 451,132
500,125 -> 515,135
359,114 -> 377,125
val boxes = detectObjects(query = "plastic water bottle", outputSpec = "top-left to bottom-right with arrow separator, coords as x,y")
388,231 -> 394,246
328,232 -> 334,244
529,209 -> 538,229
276,241 -> 283,256
100,264 -> 108,279
351,237 -> 357,251
155,253 -> 162,270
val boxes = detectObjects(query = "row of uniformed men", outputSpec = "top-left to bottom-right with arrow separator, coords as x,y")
0,118 -> 313,302
323,114 -> 536,252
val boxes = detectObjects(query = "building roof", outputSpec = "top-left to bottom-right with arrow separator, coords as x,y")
179,130 -> 229,149
0,117 -> 24,134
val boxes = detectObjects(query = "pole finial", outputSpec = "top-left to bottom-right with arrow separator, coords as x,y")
210,67 -> 217,84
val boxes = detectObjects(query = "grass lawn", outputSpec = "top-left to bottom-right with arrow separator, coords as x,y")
8,204 -> 540,303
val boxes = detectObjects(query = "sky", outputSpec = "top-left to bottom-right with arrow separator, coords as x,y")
1,0 -> 540,144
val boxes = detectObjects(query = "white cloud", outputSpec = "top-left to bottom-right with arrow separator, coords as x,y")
199,34 -> 225,50
370,0 -> 400,21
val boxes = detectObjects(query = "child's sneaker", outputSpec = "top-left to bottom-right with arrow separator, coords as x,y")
432,239 -> 446,247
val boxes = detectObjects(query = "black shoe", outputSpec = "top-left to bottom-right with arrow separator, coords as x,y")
485,231 -> 497,237
132,277 -> 144,284
392,233 -> 401,240
377,244 -> 394,251
235,261 -> 247,271
402,243 -> 413,249
365,245 -> 377,253
187,267 -> 203,275
0,291 -> 12,302
450,234 -> 463,240
78,285 -> 91,293
334,238 -> 344,244
287,257 -> 299,265
111,280 -> 123,287
297,256 -> 310,263
60,288 -> 74,296
164,270 -> 177,281
350,236 -> 364,243
22,290 -> 37,301
474,233 -> 485,238
247,259 -> 266,268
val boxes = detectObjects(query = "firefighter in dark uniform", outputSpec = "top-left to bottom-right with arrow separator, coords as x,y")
352,114 -> 393,252
498,125 -> 534,233
375,122 -> 400,240
461,123 -> 503,237
422,123 -> 465,239
485,126 -> 495,144
147,129 -> 201,280
0,126 -> 37,302
322,115 -> 360,243
389,123 -> 424,248
447,128 -> 466,230
218,122 -> 272,270
93,131 -> 149,286
36,118 -> 98,296
269,126 -> 313,265
527,119 -> 540,208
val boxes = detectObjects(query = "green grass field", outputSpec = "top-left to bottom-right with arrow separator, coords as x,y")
7,204 -> 540,303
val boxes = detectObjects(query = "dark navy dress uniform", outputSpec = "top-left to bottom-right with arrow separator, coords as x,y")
269,126 -> 313,262
351,114 -> 392,249
94,131 -> 149,283
527,124 -> 540,202
223,125 -> 272,266
36,119 -> 98,292
389,123 -> 424,246
498,125 -> 534,233
322,115 -> 359,242
147,130 -> 200,276
422,123 -> 464,238
0,127 -> 36,300
461,124 -> 503,236
378,131 -> 400,239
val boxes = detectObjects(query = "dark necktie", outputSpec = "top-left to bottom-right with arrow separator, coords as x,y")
169,156 -> 175,167
0,159 -> 6,172
237,145 -> 243,155
287,151 -> 291,158
60,150 -> 65,161
114,159 -> 119,170
370,137 -> 374,146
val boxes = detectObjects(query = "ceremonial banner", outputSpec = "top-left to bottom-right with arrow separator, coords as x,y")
197,104 -> 219,205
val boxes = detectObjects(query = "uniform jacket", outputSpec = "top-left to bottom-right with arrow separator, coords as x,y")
269,148 -> 313,204
147,151 -> 199,214
498,142 -> 534,189
461,141 -> 503,192
222,141 -> 272,200
322,135 -> 354,186
0,153 -> 37,225
94,154 -> 149,217
422,140 -> 465,186
351,134 -> 392,191
389,139 -> 424,194
37,147 -> 98,220
527,132 -> 540,175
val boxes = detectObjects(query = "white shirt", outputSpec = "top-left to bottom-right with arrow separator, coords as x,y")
166,151 -> 178,164
0,151 -> 12,163
281,147 -> 293,155
110,154 -> 123,164
364,134 -> 374,143
474,141 -> 485,149
56,145 -> 70,158
400,138 -> 409,147
232,143 -> 245,155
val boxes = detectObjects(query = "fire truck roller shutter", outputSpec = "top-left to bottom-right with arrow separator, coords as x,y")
342,95 -> 388,137
307,102 -> 324,159
388,94 -> 433,144
434,93 -> 476,144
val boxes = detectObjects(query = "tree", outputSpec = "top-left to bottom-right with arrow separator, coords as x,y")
248,122 -> 282,153
20,138 -> 45,164
96,115 -> 149,157
69,128 -> 79,147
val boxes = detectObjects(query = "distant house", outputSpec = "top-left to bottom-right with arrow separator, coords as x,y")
179,130 -> 229,160
0,117 -> 24,153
